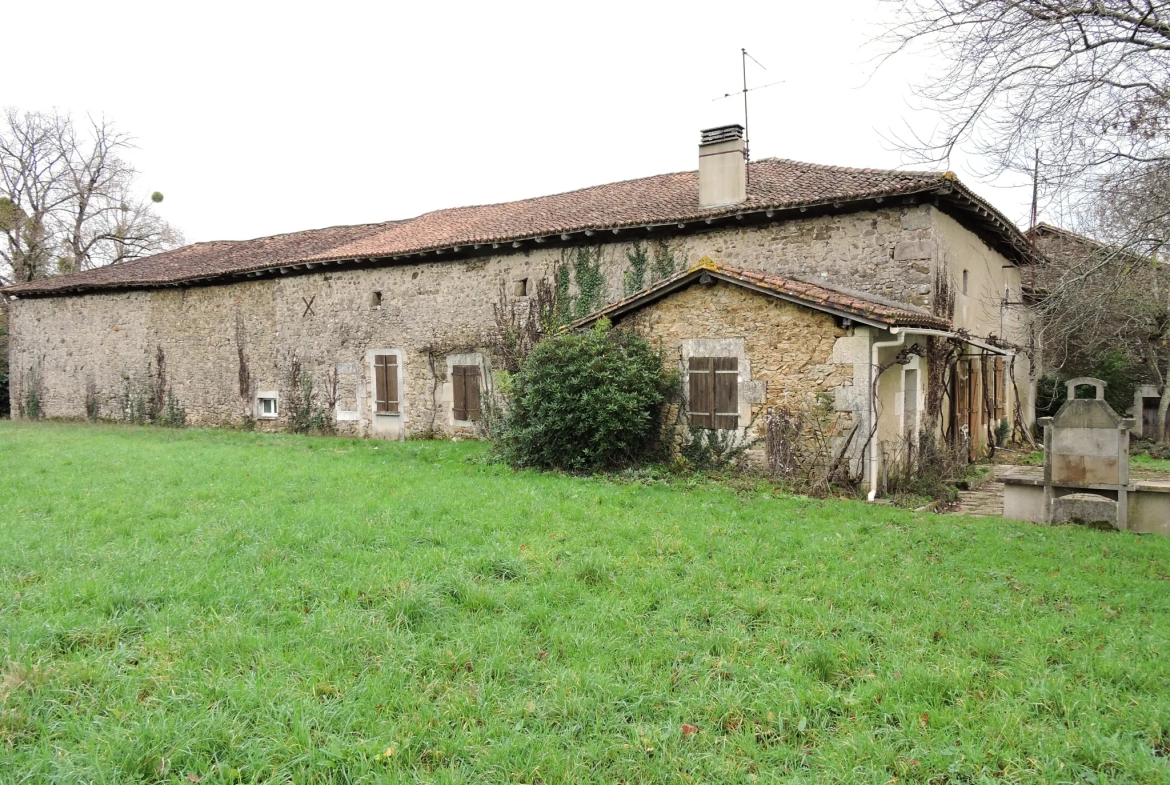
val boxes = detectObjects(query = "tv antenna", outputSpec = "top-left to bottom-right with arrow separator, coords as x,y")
712,48 -> 781,168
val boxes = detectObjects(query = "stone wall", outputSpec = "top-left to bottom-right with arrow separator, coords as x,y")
618,280 -> 856,432
6,204 -> 989,437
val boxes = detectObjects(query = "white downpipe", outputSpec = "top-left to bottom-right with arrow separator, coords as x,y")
868,329 -> 905,502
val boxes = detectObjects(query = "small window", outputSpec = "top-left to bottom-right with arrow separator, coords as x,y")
512,278 -> 529,297
452,365 -> 482,422
374,354 -> 399,414
257,394 -> 278,419
369,291 -> 382,309
962,270 -> 968,295
688,356 -> 738,429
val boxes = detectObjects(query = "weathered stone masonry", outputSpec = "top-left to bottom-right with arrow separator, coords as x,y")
6,204 -> 997,438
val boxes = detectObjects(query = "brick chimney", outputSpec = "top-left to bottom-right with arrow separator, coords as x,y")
698,125 -> 746,208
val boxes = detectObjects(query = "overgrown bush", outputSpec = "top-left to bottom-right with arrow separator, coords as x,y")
283,356 -> 333,435
680,422 -> 758,471
496,321 -> 676,471
763,401 -> 861,495
157,390 -> 187,428
84,379 -> 100,421
20,365 -> 42,420
879,430 -> 971,504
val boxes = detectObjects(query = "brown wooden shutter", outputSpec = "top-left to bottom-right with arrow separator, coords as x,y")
688,357 -> 713,428
451,365 -> 483,422
955,363 -> 969,427
374,354 -> 399,414
995,357 -> 1006,419
465,367 -> 482,421
452,365 -> 467,421
970,358 -> 982,433
385,354 -> 399,413
713,357 -> 739,430
374,355 -> 389,413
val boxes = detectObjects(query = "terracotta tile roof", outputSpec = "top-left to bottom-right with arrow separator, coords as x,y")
569,259 -> 953,331
2,157 -> 1025,297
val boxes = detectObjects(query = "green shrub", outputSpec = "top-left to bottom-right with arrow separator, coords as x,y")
681,423 -> 758,471
497,321 -> 676,471
994,416 -> 1010,447
157,390 -> 187,428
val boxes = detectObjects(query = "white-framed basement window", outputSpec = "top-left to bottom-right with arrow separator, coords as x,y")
257,391 -> 279,419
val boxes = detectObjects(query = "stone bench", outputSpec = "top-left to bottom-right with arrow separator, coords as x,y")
1003,474 -> 1170,534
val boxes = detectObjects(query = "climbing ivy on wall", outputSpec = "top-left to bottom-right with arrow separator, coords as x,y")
572,247 -> 605,318
623,240 -> 684,297
554,260 -> 573,327
624,243 -> 649,296
651,240 -> 681,282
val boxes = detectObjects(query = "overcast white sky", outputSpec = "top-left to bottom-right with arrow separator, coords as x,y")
5,0 -> 1035,245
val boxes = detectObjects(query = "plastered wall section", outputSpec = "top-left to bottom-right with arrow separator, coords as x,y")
932,209 -> 1036,432
8,204 -> 971,435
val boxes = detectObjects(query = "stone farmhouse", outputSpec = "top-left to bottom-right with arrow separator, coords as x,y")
3,125 -> 1035,490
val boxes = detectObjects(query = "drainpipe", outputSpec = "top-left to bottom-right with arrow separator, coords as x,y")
868,328 -> 905,502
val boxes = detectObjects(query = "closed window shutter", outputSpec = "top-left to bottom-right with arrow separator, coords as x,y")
995,357 -> 1006,419
452,365 -> 467,421
955,365 -> 969,425
688,357 -> 713,428
375,354 -> 399,414
385,354 -> 399,413
465,367 -> 482,421
971,359 -> 983,429
375,355 -> 389,413
713,357 -> 739,430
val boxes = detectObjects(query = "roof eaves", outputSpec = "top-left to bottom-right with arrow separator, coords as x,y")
0,173 -> 996,298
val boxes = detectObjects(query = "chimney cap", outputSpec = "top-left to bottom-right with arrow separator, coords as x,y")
700,125 -> 745,145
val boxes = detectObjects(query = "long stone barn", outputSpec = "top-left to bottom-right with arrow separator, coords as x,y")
3,125 -> 1036,490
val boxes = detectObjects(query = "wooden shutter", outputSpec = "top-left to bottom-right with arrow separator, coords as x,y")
465,367 -> 482,421
995,357 -> 1006,419
688,357 -> 738,429
452,365 -> 467,421
374,354 -> 399,414
713,357 -> 739,430
688,357 -> 713,428
970,358 -> 983,432
451,365 -> 483,422
955,363 -> 969,427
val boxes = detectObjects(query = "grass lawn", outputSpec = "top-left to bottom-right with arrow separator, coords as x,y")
2,423 -> 1169,784
1132,453 -> 1170,473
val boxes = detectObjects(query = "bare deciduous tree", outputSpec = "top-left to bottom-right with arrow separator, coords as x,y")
883,1 -> 1170,189
884,1 -> 1170,439
0,108 -> 182,286
1033,166 -> 1170,440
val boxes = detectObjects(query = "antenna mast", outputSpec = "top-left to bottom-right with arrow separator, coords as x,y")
741,49 -> 766,186
712,49 -> 778,187
742,48 -> 750,167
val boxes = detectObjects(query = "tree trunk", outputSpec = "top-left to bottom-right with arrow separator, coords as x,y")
1157,384 -> 1170,445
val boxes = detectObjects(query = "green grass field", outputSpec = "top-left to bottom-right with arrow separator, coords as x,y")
2,422 -> 1169,784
